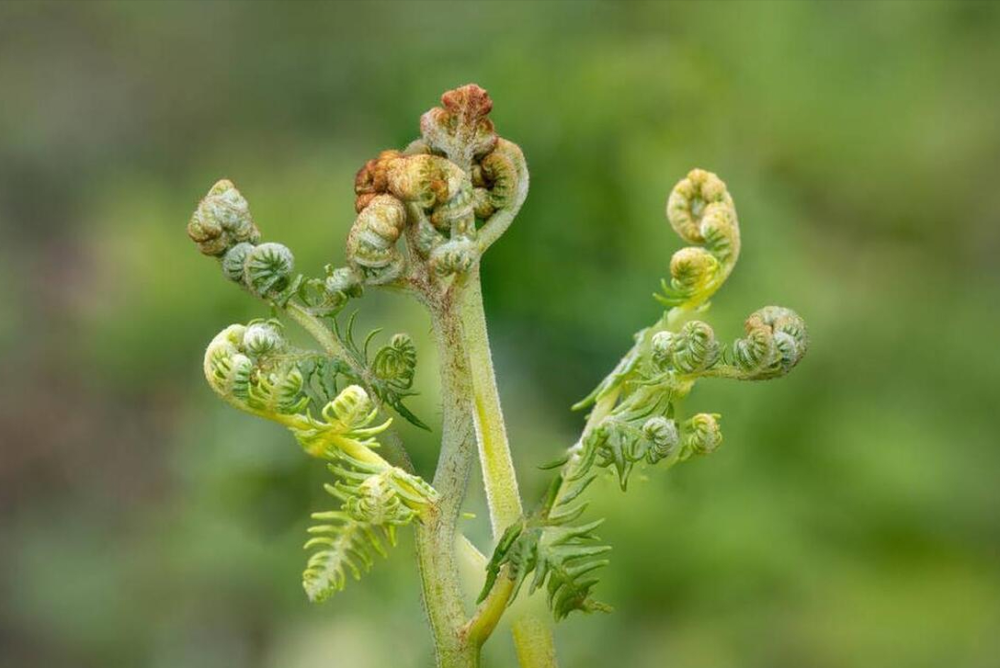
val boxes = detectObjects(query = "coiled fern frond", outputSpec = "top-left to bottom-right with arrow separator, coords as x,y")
502,167 -> 809,621
202,319 -> 440,602
656,168 -> 741,309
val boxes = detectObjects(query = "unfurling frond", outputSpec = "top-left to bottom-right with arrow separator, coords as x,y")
706,306 -> 809,381
302,512 -> 393,603
204,320 -> 307,416
372,333 -> 417,391
329,318 -> 428,430
304,445 -> 438,603
538,168 -> 806,625
656,169 -> 740,308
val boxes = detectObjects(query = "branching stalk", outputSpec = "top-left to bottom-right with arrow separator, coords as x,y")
186,84 -> 808,668
285,300 -> 413,471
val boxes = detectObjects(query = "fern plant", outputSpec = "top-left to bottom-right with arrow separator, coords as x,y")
186,84 -> 807,667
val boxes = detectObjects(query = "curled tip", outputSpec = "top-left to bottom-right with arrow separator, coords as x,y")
324,265 -> 364,304
684,413 -> 723,456
221,242 -> 254,283
652,321 -> 720,375
372,334 -> 417,389
204,329 -> 253,401
242,319 -> 286,357
344,473 -> 416,526
244,242 -> 295,297
346,195 -> 407,284
740,306 -> 808,376
429,237 -> 478,276
473,139 -> 526,219
643,416 -> 679,464
202,322 -> 305,415
657,169 -> 741,308
420,83 -> 498,167
328,385 -> 374,429
354,150 -> 403,213
666,169 -> 733,245
187,179 -> 261,256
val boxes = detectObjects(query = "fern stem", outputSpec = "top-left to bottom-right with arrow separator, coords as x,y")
463,567 -> 516,645
457,272 -> 560,667
459,274 -> 523,531
414,293 -> 480,667
511,605 -> 560,668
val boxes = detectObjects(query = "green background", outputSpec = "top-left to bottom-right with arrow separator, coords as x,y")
2,2 -> 999,666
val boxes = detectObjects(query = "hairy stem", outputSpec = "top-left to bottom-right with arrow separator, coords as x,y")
511,604 -> 559,668
459,274 -> 523,531
414,292 -> 480,667
457,272 -> 559,666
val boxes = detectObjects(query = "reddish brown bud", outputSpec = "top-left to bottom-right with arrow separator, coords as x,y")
354,150 -> 402,212
420,84 -> 498,168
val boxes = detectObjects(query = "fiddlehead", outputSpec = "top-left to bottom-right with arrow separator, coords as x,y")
480,167 -> 806,622
346,194 -> 408,284
244,242 -> 295,298
419,83 -> 497,170
187,179 -> 261,256
656,169 -> 740,309
202,317 -> 440,602
715,306 -> 809,380
651,321 -> 721,375
346,84 -> 529,295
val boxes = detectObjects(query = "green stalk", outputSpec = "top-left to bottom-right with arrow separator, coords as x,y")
459,275 -> 523,530
458,271 -> 559,667
414,293 -> 480,667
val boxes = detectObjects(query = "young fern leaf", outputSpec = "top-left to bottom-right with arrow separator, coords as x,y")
304,438 -> 438,603
303,512 -> 393,603
371,333 -> 430,430
203,321 -> 439,601
477,519 -> 613,621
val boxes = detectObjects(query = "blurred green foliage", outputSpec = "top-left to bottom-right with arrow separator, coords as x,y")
2,1 -> 999,666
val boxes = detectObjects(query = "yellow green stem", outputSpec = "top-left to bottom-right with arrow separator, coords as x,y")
457,271 -> 559,667
459,275 -> 523,531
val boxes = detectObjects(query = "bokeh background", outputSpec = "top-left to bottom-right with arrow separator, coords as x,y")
2,1 -> 999,667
